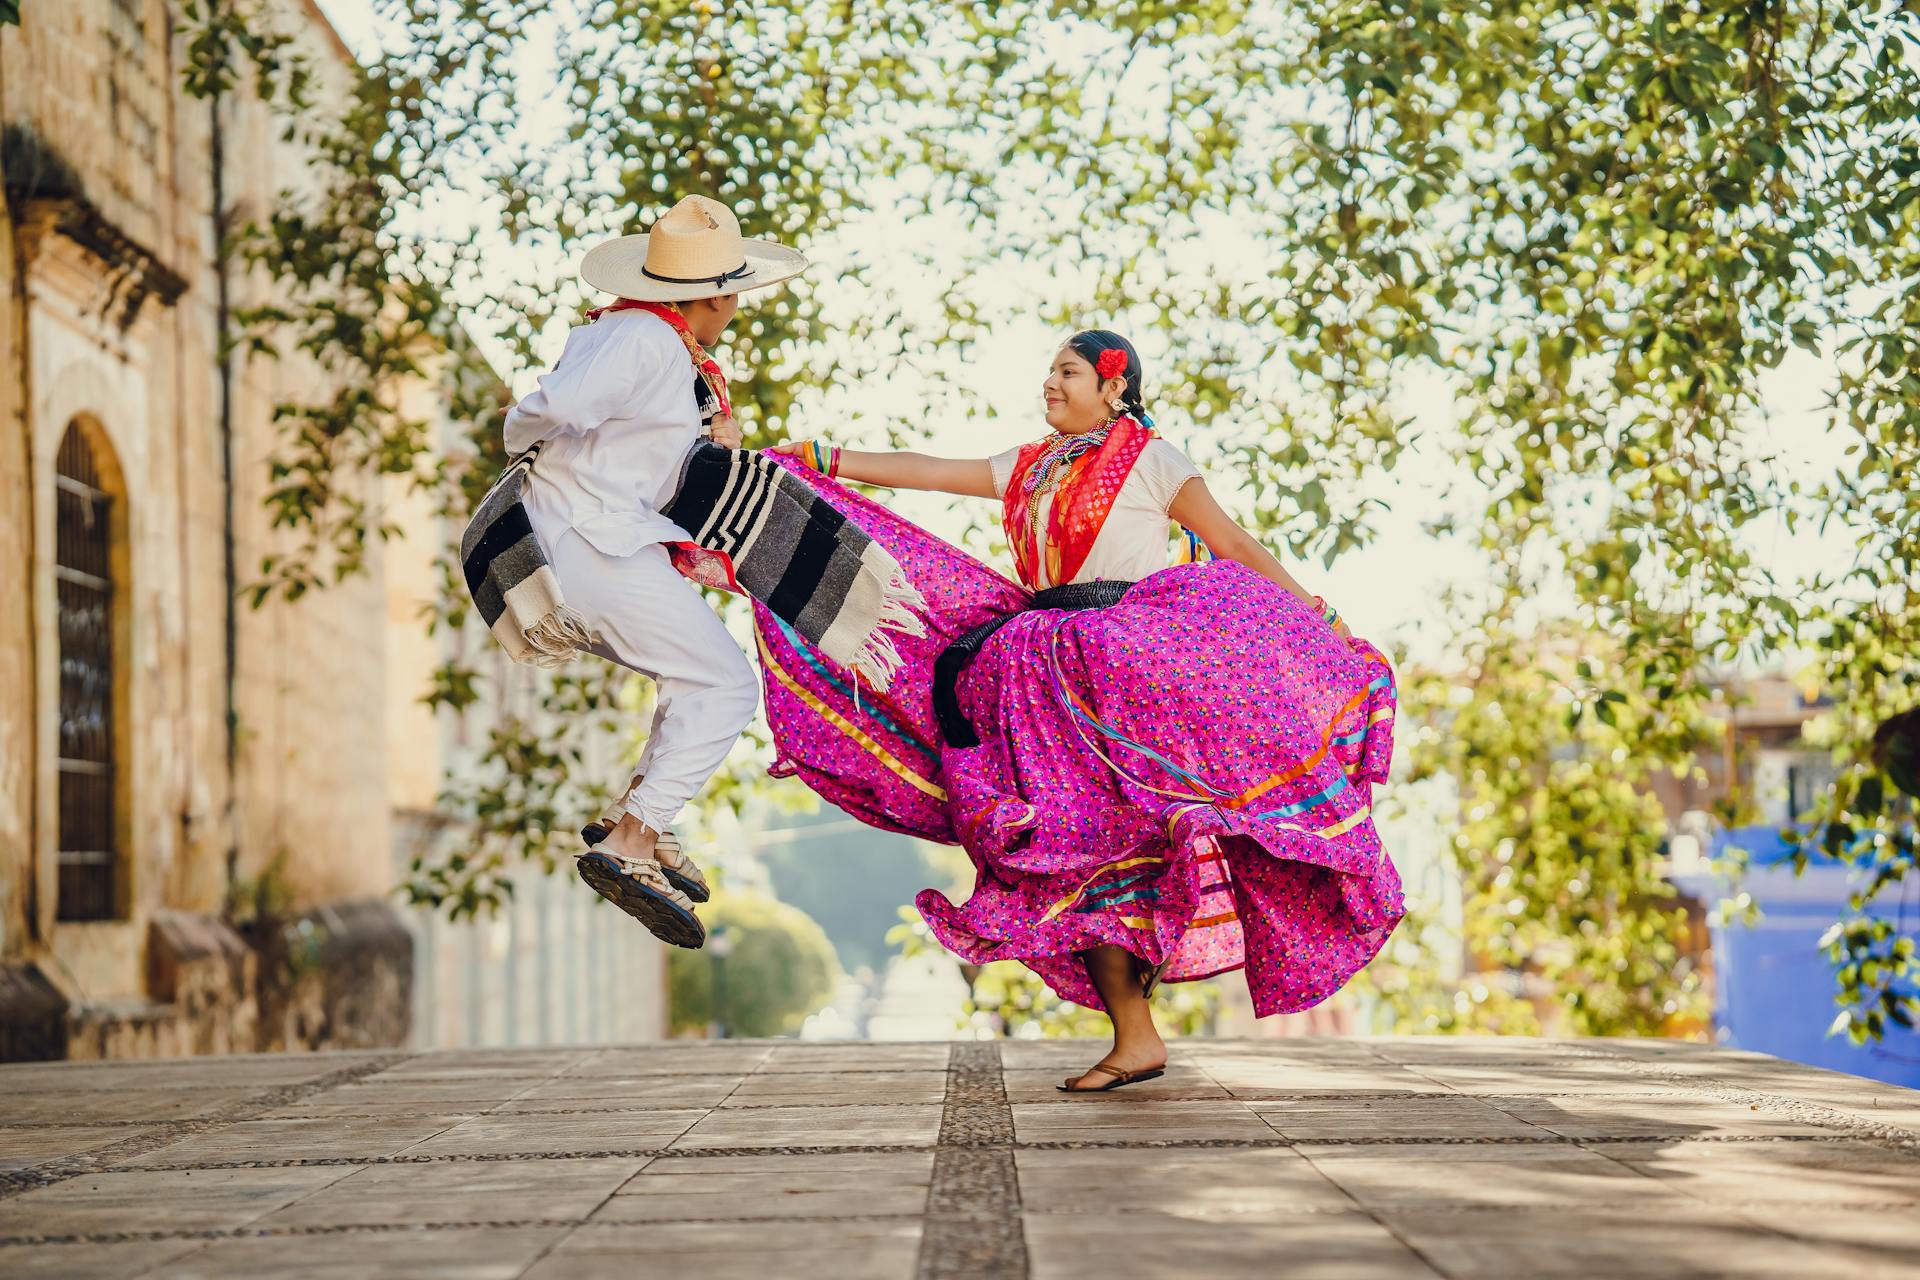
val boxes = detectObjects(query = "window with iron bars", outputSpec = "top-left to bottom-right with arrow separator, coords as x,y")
55,422 -> 119,921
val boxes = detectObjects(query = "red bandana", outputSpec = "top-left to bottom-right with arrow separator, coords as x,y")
1001,415 -> 1154,590
585,298 -> 732,423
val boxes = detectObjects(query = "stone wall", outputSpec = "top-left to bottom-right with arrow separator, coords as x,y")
0,0 -> 416,1059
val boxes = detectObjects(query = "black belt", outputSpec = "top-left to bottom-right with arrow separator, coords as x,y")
931,580 -> 1134,749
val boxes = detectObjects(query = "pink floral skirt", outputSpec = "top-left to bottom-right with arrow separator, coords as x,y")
752,462 -> 1403,1015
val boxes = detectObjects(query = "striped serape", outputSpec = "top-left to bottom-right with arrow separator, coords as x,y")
662,443 -> 926,692
459,444 -> 595,668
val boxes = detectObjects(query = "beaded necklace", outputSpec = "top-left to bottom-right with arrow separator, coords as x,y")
1020,422 -> 1113,552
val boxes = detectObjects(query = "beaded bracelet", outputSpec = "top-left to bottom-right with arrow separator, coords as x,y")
1313,594 -> 1342,630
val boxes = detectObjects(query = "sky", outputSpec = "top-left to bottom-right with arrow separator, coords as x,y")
315,0 -> 1849,668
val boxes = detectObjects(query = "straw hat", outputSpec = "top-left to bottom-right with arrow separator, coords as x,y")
580,195 -> 809,303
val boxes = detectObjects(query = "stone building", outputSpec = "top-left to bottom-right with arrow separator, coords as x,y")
0,0 -> 668,1059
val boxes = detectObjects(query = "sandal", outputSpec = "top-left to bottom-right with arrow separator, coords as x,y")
581,790 -> 710,903
1056,1063 -> 1167,1093
1139,957 -> 1170,999
576,848 -> 706,949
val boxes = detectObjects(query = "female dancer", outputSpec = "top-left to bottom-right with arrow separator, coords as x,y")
762,331 -> 1402,1090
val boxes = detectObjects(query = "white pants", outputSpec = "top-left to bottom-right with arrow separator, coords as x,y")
546,531 -> 760,833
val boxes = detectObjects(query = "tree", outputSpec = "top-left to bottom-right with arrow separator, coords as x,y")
193,0 -> 1919,1039
669,890 -> 842,1037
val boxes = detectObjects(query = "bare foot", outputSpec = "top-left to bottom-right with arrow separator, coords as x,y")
1064,944 -> 1169,1090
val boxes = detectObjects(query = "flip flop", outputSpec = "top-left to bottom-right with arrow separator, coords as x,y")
576,849 -> 706,948
1057,1064 -> 1167,1093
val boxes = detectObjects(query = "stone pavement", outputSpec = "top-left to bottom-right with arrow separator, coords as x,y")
1,1038 -> 1917,1279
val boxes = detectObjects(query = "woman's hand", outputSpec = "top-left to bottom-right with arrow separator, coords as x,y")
708,415 -> 744,449
760,441 -> 997,497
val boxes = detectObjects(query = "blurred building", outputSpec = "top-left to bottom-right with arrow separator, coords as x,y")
1662,675 -> 1918,1086
0,0 -> 666,1060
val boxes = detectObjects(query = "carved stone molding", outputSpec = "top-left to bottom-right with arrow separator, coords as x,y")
12,194 -> 189,332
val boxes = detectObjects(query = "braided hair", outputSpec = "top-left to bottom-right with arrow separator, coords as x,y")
1066,329 -> 1154,428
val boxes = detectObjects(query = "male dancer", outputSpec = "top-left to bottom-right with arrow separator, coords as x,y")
502,195 -> 808,948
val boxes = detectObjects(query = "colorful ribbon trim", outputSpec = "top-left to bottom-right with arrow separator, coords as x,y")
1048,629 -> 1393,826
766,616 -> 940,767
757,629 -> 947,803
1039,855 -> 1165,924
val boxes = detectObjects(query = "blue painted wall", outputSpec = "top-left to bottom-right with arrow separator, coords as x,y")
1674,826 -> 1920,1089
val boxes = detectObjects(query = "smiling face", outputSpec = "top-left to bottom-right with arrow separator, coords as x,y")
1043,346 -> 1128,436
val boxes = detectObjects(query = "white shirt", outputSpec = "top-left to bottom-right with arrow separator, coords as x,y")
989,438 -> 1202,589
503,310 -> 702,558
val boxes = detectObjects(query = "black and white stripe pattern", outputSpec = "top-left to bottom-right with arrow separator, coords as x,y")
459,445 -> 595,667
664,443 -> 926,690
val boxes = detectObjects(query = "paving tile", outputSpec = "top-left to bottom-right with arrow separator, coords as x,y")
0,1126 -> 137,1171
373,1050 -> 585,1076
596,1149 -> 932,1221
1378,1206 -> 1838,1279
143,1226 -> 570,1279
1733,1206 -> 1920,1278
1000,1040 -> 1132,1071
400,1110 -> 706,1157
1297,1142 -> 1674,1209
1402,1062 -> 1688,1095
0,1237 -> 206,1278
0,1165 -> 356,1235
1017,1146 -> 1353,1218
495,1073 -> 741,1110
1193,1060 -> 1451,1095
1249,1095 -> 1547,1141
1024,1210 -> 1441,1279
298,1078 -> 549,1108
1817,1093 -> 1920,1136
0,1054 -> 383,1094
671,1104 -> 940,1150
1485,1094 -> 1842,1140
1540,1036 -> 1720,1059
574,1045 -> 775,1076
525,1218 -> 922,1279
756,1044 -> 950,1073
1002,1065 -> 1227,1104
0,1090 -> 265,1126
1012,1099 -> 1274,1145
720,1070 -> 949,1107
255,1099 -> 490,1121
1359,1035 -> 1595,1063
259,1156 -> 649,1227
1605,1138 -> 1920,1206
117,1115 -> 468,1168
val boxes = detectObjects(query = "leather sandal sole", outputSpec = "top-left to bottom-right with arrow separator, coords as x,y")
578,823 -> 710,903
577,851 -> 706,949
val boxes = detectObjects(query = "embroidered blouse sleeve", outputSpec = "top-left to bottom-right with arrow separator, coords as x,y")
1133,441 -> 1204,514
987,445 -> 1025,499
503,319 -> 661,452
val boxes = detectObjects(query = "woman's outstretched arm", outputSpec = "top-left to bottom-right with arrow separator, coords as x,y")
768,443 -> 997,499
1169,477 -> 1351,636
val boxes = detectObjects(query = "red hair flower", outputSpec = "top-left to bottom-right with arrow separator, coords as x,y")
1095,348 -> 1128,380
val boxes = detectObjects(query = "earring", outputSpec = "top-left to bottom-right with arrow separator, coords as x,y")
1108,397 -> 1125,414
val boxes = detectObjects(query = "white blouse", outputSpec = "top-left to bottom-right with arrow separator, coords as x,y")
988,438 -> 1202,589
